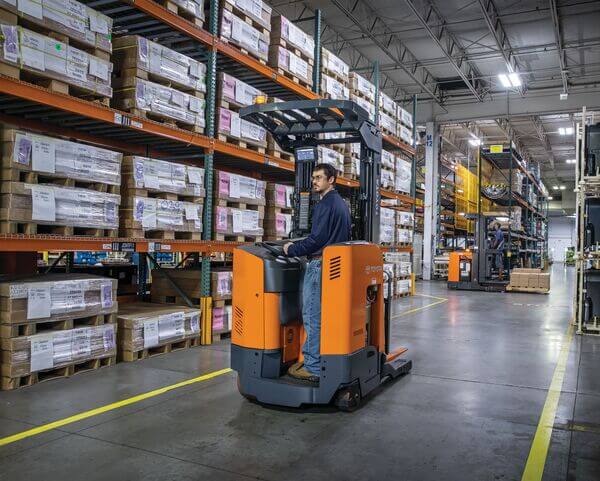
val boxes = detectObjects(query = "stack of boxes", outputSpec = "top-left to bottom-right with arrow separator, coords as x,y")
264,183 -> 294,240
380,207 -> 396,245
0,274 -> 118,390
219,0 -> 270,63
398,106 -> 413,146
0,129 -> 122,236
217,72 -> 268,151
509,268 -> 550,292
381,150 -> 396,190
270,14 -> 313,88
0,0 -> 113,102
395,154 -> 413,195
119,156 -> 205,240
318,146 -> 344,177
116,303 -> 201,361
383,251 -> 412,297
213,170 -> 266,241
112,36 -> 206,133
396,211 -> 414,245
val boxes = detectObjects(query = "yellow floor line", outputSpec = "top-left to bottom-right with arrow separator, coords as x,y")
414,293 -> 449,301
392,297 -> 448,319
0,367 -> 232,447
521,323 -> 574,481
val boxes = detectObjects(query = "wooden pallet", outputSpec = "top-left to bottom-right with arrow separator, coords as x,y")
213,233 -> 263,243
121,187 -> 204,207
119,336 -> 201,362
322,68 -> 349,86
1,355 -> 116,391
0,312 -> 117,339
0,170 -> 119,194
119,227 -> 202,240
219,36 -> 267,65
0,221 -> 118,237
273,67 -> 312,90
268,149 -> 294,162
217,133 -> 266,153
506,286 -> 550,294
156,0 -> 204,27
265,205 -> 293,215
214,198 -> 265,213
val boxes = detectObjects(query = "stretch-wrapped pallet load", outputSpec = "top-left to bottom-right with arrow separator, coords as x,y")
121,156 -> 205,198
380,207 -> 395,244
113,78 -> 205,132
218,106 -> 267,148
218,72 -> 265,109
2,129 -> 122,186
168,0 -> 205,25
1,182 -> 120,234
381,169 -> 395,190
117,303 -> 201,361
397,211 -> 414,228
265,183 -> 294,240
0,24 -> 113,98
349,72 -> 375,99
211,268 -> 233,301
321,74 -> 349,100
0,274 -> 118,389
395,157 -> 412,194
379,110 -> 397,137
220,8 -> 269,62
382,149 -> 395,170
214,205 -> 263,238
268,44 -> 312,87
379,92 -> 397,119
399,125 -> 413,146
222,0 -> 272,31
271,15 -> 314,61
396,227 -> 414,244
318,146 -> 344,175
396,278 -> 412,295
321,47 -> 349,82
215,170 -> 266,206
398,106 -> 413,129
0,0 -> 112,54
113,36 -> 207,94
122,197 -> 203,239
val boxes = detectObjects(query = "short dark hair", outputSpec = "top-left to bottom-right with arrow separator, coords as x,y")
313,163 -> 337,183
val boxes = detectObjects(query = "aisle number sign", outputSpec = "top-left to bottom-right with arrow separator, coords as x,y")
490,145 -> 503,153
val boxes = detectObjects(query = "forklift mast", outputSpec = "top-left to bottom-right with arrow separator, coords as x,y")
240,99 -> 382,243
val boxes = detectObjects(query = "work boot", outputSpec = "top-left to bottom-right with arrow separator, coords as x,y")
289,366 -> 319,383
287,361 -> 302,375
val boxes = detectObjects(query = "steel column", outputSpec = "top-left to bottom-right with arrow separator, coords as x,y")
312,9 -> 322,95
423,122 -> 439,280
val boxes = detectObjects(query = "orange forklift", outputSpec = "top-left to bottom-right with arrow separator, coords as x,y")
230,99 -> 412,411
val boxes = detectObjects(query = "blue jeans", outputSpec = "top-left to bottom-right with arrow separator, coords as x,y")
302,259 -> 322,376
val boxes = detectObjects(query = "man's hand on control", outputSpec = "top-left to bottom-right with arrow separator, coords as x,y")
283,242 -> 293,255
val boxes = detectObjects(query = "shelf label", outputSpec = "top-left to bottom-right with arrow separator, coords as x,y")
110,242 -> 136,252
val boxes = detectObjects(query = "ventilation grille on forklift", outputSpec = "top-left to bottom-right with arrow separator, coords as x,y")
234,306 -> 244,336
329,256 -> 342,280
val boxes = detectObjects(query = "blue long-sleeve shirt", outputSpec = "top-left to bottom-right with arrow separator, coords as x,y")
287,189 -> 351,257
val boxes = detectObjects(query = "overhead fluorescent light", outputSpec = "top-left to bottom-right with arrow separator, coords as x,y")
560,185 -> 566,190
548,196 -> 553,200
560,93 -> 568,100
469,138 -> 481,146
498,73 -> 521,88
552,185 -> 559,190
508,73 -> 521,87
566,158 -> 576,164
558,127 -> 574,135
495,216 -> 509,222
459,212 -> 466,216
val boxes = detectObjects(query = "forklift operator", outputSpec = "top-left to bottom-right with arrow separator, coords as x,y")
492,222 -> 505,277
282,163 -> 352,382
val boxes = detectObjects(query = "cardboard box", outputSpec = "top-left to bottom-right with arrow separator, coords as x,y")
538,273 -> 550,290
528,274 -> 539,288
510,272 -> 524,287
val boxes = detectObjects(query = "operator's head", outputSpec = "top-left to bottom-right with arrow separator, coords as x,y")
312,163 -> 336,194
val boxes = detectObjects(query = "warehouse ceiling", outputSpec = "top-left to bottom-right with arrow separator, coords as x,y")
269,0 -> 600,191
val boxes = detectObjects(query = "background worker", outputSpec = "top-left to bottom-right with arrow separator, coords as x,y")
492,221 -> 505,279
283,163 -> 352,382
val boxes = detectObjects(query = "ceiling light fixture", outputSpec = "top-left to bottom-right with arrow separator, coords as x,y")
469,138 -> 481,146
548,196 -> 553,200
558,127 -> 574,135
498,72 -> 521,88
566,158 -> 576,164
552,186 -> 559,190
560,185 -> 566,190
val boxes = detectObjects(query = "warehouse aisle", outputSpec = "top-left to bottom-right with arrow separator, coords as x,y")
0,265 -> 597,481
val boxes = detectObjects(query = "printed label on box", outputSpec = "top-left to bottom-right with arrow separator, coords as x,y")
30,334 -> 54,372
229,174 -> 240,198
101,282 -> 113,309
185,204 -> 199,220
190,313 -> 200,333
32,138 -> 56,173
30,185 -> 56,221
27,286 -> 51,320
143,319 -> 160,348
71,328 -> 91,359
232,209 -> 243,233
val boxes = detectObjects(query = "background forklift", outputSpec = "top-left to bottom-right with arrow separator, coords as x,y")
230,99 -> 412,411
448,213 -> 508,291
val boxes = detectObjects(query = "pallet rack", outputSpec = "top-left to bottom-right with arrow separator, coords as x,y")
0,0 -> 417,345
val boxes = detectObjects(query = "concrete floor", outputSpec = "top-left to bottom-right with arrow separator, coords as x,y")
0,264 -> 598,480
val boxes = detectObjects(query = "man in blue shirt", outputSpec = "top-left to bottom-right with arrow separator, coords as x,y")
492,221 -> 505,279
283,163 -> 352,382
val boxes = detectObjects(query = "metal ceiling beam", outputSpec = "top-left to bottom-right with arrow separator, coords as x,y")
404,0 -> 485,102
477,0 -> 526,95
529,116 -> 556,170
549,0 -> 569,94
330,0 -> 444,106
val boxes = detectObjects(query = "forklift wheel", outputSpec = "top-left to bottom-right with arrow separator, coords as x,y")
334,385 -> 361,412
